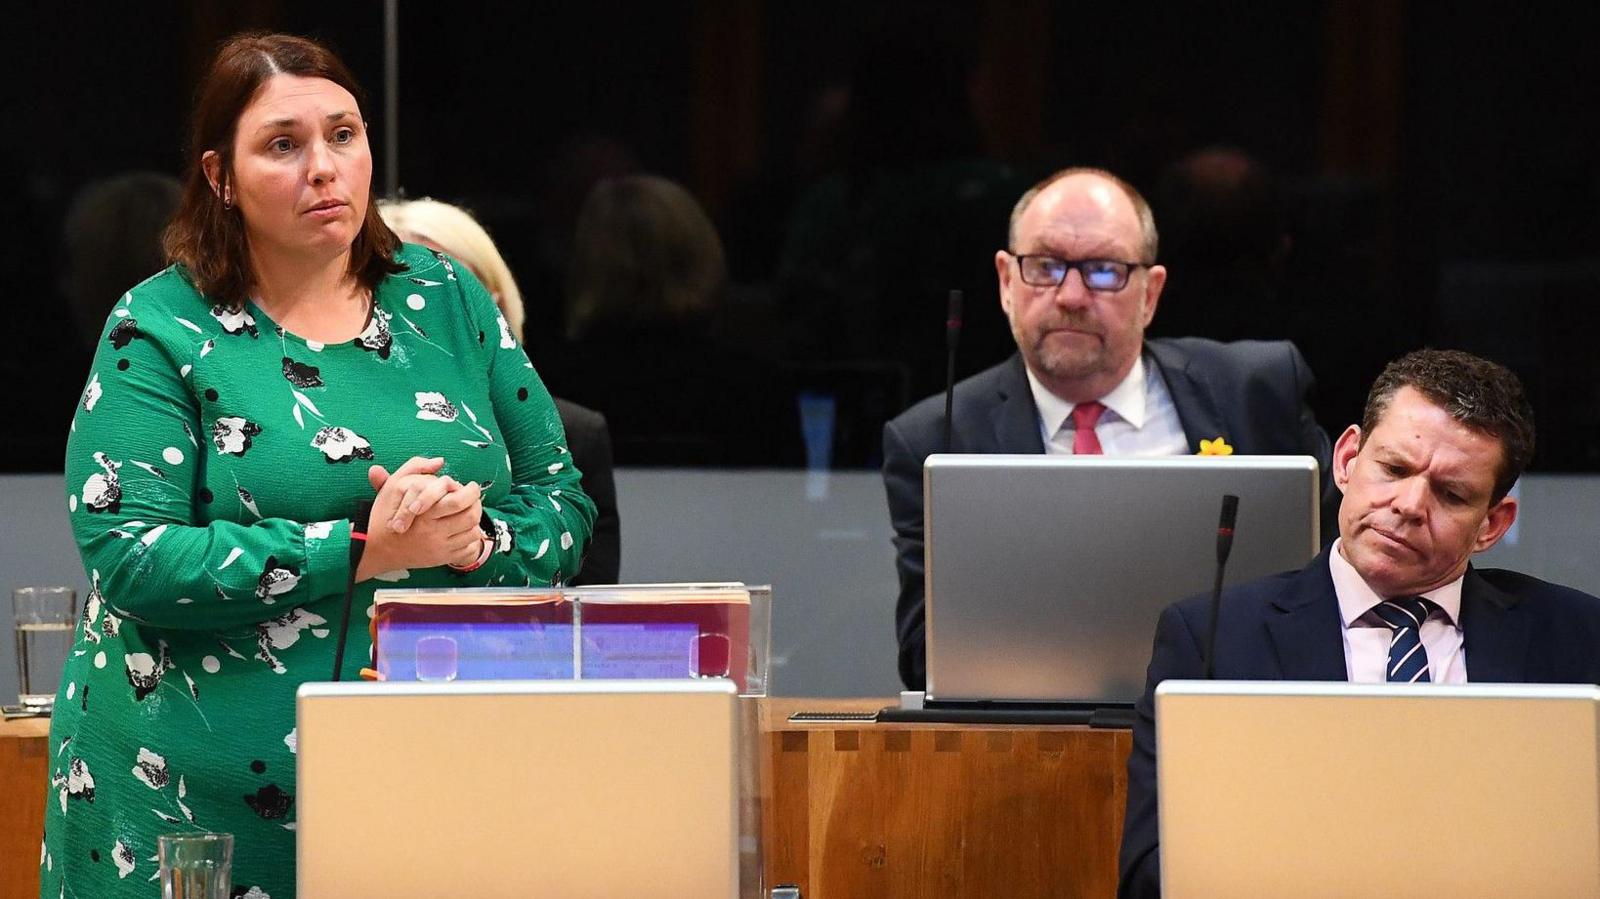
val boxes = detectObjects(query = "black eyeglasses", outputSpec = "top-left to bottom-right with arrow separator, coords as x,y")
1012,254 -> 1149,291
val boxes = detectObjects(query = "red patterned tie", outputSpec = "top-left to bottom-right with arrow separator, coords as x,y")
1070,401 -> 1106,455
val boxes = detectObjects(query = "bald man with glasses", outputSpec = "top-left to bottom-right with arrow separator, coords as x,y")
882,166 -> 1338,690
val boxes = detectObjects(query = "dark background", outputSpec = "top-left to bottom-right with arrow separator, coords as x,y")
6,1 -> 1599,472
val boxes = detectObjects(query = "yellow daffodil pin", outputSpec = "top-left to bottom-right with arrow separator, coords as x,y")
1198,437 -> 1234,456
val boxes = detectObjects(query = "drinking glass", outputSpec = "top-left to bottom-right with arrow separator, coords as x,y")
159,832 -> 232,899
13,586 -> 77,712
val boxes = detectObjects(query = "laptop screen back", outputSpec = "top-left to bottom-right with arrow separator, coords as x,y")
1156,681 -> 1600,898
923,454 -> 1319,703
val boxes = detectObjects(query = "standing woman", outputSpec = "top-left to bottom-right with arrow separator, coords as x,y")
45,33 -> 593,898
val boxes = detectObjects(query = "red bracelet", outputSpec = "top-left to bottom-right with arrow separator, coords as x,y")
448,531 -> 494,573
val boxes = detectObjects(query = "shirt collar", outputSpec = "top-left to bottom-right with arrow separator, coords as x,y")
1328,538 -> 1464,628
1025,354 -> 1149,435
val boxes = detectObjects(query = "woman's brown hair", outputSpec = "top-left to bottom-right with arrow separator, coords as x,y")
162,32 -> 402,309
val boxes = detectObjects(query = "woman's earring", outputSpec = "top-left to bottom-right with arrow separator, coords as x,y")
222,183 -> 233,210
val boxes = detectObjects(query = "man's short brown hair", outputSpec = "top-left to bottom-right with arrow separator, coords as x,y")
1361,349 -> 1535,503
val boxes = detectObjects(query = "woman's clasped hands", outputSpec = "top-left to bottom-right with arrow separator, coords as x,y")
354,456 -> 488,580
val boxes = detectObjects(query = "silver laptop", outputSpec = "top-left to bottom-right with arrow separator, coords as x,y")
297,679 -> 740,899
1157,680 -> 1600,899
923,454 -> 1319,704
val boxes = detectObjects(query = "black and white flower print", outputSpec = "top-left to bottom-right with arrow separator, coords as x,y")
80,571 -> 104,645
107,318 -> 142,349
239,485 -> 262,519
125,642 -> 174,701
81,452 -> 122,513
415,391 -> 458,422
213,417 -> 263,456
281,357 -> 324,388
66,757 -> 95,803
255,556 -> 301,603
211,305 -> 259,337
495,311 -> 517,349
113,838 -> 136,878
490,518 -> 514,554
352,307 -> 393,358
178,774 -> 195,822
254,607 -> 327,674
132,748 -> 169,790
310,426 -> 373,463
82,373 -> 102,411
129,459 -> 168,480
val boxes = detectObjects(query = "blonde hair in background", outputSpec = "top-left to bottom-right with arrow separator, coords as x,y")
566,175 -> 726,341
378,198 -> 526,342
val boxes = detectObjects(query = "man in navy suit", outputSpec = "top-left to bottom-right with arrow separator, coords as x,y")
883,166 -> 1336,690
1117,349 -> 1600,898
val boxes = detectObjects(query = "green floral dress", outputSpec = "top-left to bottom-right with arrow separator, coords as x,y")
41,244 -> 595,898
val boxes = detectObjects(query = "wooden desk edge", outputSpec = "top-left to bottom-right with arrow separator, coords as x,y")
0,717 -> 51,740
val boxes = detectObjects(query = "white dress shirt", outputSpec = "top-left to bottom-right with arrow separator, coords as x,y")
1328,539 -> 1468,684
1025,354 -> 1190,456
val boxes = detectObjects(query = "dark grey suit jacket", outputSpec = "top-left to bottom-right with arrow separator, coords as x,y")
554,397 -> 620,585
881,338 -> 1337,689
1118,550 -> 1600,898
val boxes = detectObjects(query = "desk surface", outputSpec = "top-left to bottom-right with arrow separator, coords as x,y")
0,715 -> 51,739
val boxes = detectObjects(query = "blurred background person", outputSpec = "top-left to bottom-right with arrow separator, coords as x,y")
1149,147 -> 1292,342
381,196 -> 620,583
547,174 -> 803,467
60,172 -> 184,351
774,34 -> 1029,402
4,174 -> 187,472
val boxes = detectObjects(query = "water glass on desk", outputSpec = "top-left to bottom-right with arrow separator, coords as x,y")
160,832 -> 232,898
13,586 -> 76,712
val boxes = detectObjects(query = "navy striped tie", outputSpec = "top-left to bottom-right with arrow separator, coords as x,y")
1371,597 -> 1436,683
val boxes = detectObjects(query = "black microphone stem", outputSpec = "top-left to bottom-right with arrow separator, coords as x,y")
1203,494 -> 1240,679
1203,560 -> 1227,680
332,501 -> 373,681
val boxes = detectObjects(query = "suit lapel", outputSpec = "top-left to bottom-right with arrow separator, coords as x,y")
1459,566 -> 1530,682
1146,341 -> 1227,454
988,354 -> 1045,454
1263,550 -> 1349,680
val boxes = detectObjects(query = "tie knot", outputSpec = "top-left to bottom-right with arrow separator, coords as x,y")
1070,401 -> 1106,431
1370,596 -> 1436,632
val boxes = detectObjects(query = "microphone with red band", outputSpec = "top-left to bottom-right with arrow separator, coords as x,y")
1203,494 -> 1240,679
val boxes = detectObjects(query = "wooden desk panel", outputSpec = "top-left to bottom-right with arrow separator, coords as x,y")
763,700 -> 1132,899
1,716 -> 50,899
6,701 -> 1132,899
